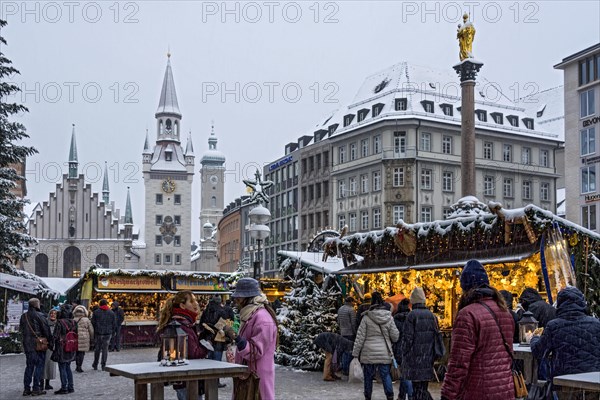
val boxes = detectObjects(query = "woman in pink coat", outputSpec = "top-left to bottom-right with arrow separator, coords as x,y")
228,278 -> 278,400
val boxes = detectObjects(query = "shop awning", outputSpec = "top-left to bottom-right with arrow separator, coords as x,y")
39,278 -> 79,296
94,288 -> 172,294
278,250 -> 364,274
0,272 -> 39,295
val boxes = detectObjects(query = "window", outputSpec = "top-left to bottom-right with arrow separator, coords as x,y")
174,215 -> 181,225
174,235 -> 181,246
175,254 -> 181,265
174,194 -> 181,205
323,180 -> 329,198
361,139 -> 369,157
373,208 -> 381,228
581,205 -> 597,230
484,142 -> 493,160
373,136 -> 381,154
476,110 -> 487,122
156,194 -> 163,204
211,196 -> 217,207
523,118 -> 534,130
540,182 -> 550,201
349,213 -> 357,231
393,167 -> 405,187
507,115 -> 519,127
421,100 -> 434,113
393,205 -> 405,223
316,182 -> 322,199
164,254 -> 172,265
154,254 -> 161,265
395,98 -> 407,111
338,214 -> 346,230
338,180 -> 346,198
503,144 -> 512,162
522,180 -> 532,200
581,127 -> 596,156
338,146 -> 346,163
442,136 -> 452,154
521,147 -> 531,164
372,104 -> 383,117
582,166 -> 596,193
165,151 -> 172,161
491,112 -> 503,124
156,215 -> 163,225
344,114 -> 354,127
443,207 -> 453,219
503,178 -> 514,198
155,235 -> 162,246
579,56 -> 598,86
361,174 -> 369,193
540,149 -> 549,167
421,168 -> 432,190
394,131 -> 406,154
580,89 -> 595,118
441,104 -> 453,116
484,176 -> 495,196
421,206 -> 432,222
349,177 -> 357,195
361,211 -> 369,230
420,132 -> 431,152
372,171 -> 381,191
350,143 -> 357,160
357,109 -> 369,122
443,171 -> 453,192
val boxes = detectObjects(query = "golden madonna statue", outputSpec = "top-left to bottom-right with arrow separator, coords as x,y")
457,13 -> 475,61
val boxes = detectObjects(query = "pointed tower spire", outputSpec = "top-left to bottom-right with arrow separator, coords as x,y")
143,129 -> 150,152
68,124 -> 78,179
124,187 -> 133,225
102,161 -> 110,205
185,131 -> 195,156
156,53 -> 181,118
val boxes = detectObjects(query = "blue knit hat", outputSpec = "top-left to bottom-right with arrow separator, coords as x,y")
460,260 -> 489,291
231,278 -> 261,298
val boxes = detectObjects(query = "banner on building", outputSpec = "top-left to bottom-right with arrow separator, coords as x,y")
97,276 -> 161,290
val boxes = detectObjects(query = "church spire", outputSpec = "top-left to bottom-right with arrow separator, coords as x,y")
143,129 -> 151,153
124,187 -> 133,225
156,53 -> 181,118
185,131 -> 195,156
68,124 -> 78,179
102,161 -> 109,205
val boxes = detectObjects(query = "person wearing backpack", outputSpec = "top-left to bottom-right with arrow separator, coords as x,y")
73,305 -> 94,372
51,304 -> 77,395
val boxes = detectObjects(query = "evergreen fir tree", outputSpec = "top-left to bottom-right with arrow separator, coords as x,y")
0,19 -> 38,269
275,257 -> 342,369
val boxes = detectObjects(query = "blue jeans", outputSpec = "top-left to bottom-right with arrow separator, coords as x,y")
24,351 -> 45,391
93,334 -> 112,368
209,350 -> 223,362
398,379 -> 413,400
58,362 -> 73,391
363,364 -> 394,399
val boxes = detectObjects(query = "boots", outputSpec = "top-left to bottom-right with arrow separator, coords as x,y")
44,380 -> 53,390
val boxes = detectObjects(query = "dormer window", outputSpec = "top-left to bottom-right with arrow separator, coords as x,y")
475,110 -> 487,122
344,114 -> 355,127
440,103 -> 453,116
328,124 -> 339,135
491,112 -> 503,124
395,98 -> 407,111
523,118 -> 534,130
165,150 -> 172,161
421,100 -> 434,113
507,115 -> 519,127
537,105 -> 546,118
456,106 -> 462,113
357,109 -> 369,122
372,103 -> 384,117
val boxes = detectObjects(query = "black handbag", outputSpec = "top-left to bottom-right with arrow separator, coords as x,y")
433,319 -> 446,360
527,381 -> 552,400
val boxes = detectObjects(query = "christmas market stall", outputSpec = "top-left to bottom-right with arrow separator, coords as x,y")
67,266 -> 238,347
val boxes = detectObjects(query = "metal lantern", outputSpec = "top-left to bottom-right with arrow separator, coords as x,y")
519,311 -> 539,346
160,321 -> 188,366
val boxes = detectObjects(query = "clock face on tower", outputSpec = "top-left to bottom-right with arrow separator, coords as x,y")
209,175 -> 218,185
162,178 -> 176,193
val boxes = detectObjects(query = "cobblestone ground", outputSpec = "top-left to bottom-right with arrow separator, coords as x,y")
0,348 -> 442,400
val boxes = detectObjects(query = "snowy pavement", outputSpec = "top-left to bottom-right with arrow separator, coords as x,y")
0,347 -> 442,399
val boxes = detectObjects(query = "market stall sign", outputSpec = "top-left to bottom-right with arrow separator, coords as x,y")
98,276 -> 161,290
0,272 -> 39,295
175,277 -> 227,291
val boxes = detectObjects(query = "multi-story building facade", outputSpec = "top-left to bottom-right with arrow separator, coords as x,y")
143,55 -> 195,269
218,195 -> 252,273
555,43 -> 600,232
24,127 -> 137,277
261,62 -> 564,276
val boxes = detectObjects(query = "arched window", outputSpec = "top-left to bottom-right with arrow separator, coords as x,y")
175,120 -> 179,136
35,254 -> 49,277
159,120 -> 163,135
165,119 -> 172,132
63,246 -> 81,278
211,196 -> 217,207
95,253 -> 109,268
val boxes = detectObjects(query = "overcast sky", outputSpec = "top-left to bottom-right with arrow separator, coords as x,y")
2,0 -> 599,243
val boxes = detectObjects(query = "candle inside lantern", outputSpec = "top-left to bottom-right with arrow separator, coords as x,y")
170,349 -> 177,361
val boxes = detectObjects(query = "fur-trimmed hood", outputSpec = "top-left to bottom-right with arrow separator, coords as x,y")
73,305 -> 88,318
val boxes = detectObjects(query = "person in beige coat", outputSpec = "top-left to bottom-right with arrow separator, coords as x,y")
73,305 -> 94,373
352,292 -> 399,400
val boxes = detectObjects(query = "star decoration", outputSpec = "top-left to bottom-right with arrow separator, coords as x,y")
243,169 -> 274,205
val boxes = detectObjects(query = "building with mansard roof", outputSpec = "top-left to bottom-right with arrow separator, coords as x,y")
23,125 -> 139,278
261,61 -> 564,278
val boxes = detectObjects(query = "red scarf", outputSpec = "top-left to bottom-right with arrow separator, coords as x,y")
173,307 -> 198,322
100,305 -> 110,311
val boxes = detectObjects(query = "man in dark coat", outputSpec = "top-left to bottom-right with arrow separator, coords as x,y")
199,296 -> 228,387
393,299 -> 413,400
337,296 -> 357,341
91,299 -> 116,371
313,332 -> 354,381
223,299 -> 235,321
109,301 -> 125,352
518,287 -> 556,328
531,286 -> 600,394
19,298 -> 52,396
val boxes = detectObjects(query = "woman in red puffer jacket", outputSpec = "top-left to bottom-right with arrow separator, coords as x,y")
441,260 -> 515,400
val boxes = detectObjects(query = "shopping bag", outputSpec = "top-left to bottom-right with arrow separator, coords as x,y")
348,358 -> 364,383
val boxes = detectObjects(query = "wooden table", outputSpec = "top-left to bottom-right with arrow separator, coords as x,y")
105,359 -> 248,400
554,371 -> 600,391
513,344 -> 538,384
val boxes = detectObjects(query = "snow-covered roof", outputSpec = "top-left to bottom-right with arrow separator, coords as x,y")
0,267 -> 61,299
156,57 -> 181,117
88,267 -> 234,279
150,142 -> 187,172
39,278 -> 79,296
277,250 -> 363,274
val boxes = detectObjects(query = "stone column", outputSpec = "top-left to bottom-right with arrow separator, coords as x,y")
453,60 -> 483,198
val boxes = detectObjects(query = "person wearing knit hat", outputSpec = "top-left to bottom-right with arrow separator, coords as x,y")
401,287 -> 438,400
460,259 -> 489,292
